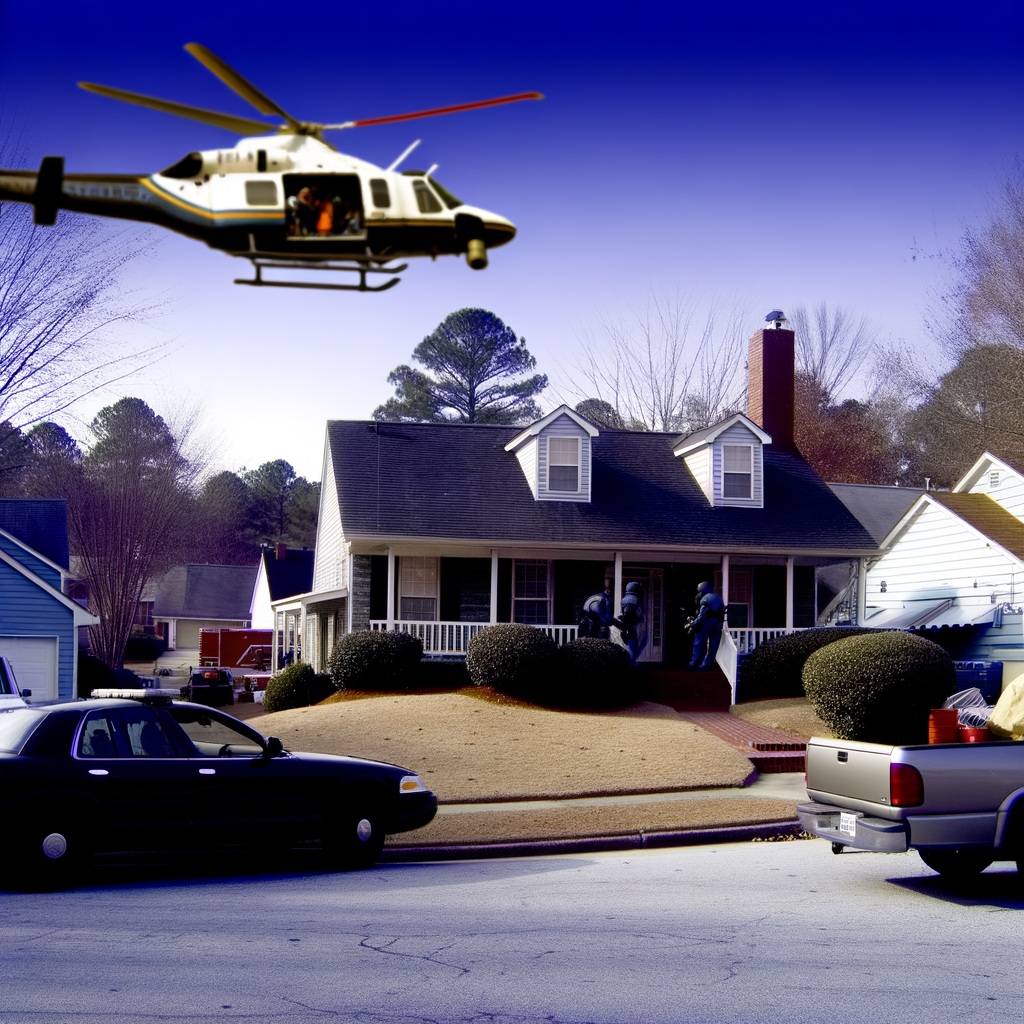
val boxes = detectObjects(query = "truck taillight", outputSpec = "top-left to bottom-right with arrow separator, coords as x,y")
890,763 -> 924,807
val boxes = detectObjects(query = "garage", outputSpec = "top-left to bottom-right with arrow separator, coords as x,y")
0,636 -> 58,701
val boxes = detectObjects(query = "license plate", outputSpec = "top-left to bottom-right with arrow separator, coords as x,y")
839,813 -> 857,837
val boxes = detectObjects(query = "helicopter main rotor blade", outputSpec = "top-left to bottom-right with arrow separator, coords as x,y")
326,91 -> 544,129
78,82 -> 278,136
185,43 -> 302,130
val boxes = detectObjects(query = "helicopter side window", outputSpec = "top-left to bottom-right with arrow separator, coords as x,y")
412,179 -> 443,214
245,181 -> 279,206
370,179 -> 391,208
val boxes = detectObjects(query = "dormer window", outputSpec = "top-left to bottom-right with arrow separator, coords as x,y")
548,437 -> 580,492
723,445 -> 752,498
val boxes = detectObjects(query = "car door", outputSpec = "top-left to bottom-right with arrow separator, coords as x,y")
70,706 -> 195,851
164,706 -> 316,844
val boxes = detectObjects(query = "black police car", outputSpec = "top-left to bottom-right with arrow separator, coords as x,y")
0,691 -> 437,887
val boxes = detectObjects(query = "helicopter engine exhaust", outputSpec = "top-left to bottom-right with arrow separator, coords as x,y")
466,238 -> 488,270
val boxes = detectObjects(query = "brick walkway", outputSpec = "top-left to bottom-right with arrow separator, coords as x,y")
676,712 -> 808,774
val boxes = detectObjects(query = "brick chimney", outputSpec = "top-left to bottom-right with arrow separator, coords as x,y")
748,322 -> 795,452
275,543 -> 287,560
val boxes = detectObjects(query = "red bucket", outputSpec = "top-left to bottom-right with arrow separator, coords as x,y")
929,708 -> 961,744
960,725 -> 991,743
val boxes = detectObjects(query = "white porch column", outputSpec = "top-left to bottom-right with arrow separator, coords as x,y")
785,556 -> 795,630
386,546 -> 395,629
613,552 -> 623,613
346,555 -> 354,634
489,549 -> 499,625
720,553 -> 730,624
271,610 -> 279,672
856,557 -> 867,625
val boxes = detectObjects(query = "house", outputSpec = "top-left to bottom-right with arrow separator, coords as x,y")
0,499 -> 98,699
142,564 -> 259,650
296,322 -> 878,683
251,544 -> 315,668
856,452 -> 1024,687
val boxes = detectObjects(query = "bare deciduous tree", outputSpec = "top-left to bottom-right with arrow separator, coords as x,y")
557,290 -> 751,433
789,302 -> 875,401
0,199 -> 159,429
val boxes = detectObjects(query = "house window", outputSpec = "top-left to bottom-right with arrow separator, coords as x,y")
548,437 -> 580,492
400,556 -> 437,621
723,445 -> 752,498
513,559 -> 550,624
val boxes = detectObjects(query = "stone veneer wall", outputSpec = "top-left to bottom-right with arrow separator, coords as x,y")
350,554 -> 373,632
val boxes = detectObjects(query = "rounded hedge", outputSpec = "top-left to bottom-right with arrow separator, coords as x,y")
466,623 -> 558,696
549,638 -> 634,707
739,627 -> 879,700
264,661 -> 334,713
327,630 -> 424,691
802,631 -> 956,744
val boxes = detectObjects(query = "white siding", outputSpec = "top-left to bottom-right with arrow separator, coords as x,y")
536,415 -> 591,503
514,437 -> 539,498
312,441 -> 349,593
683,447 -> 711,502
968,464 -> 1024,524
713,422 -> 763,508
867,502 -> 1024,614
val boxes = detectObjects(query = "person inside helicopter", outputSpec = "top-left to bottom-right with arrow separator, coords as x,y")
285,175 -> 365,239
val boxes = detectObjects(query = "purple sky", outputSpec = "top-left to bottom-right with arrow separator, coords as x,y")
2,1 -> 1023,479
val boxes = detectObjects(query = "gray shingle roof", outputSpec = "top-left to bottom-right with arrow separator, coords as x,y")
147,564 -> 258,619
0,499 -> 69,569
827,483 -> 924,545
328,421 -> 877,552
262,547 -> 315,602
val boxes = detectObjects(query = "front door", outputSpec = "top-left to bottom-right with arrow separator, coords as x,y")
614,567 -> 665,663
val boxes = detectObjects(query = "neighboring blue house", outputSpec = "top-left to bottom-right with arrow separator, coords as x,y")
0,499 -> 98,699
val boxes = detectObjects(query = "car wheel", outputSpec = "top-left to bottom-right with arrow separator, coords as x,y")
323,801 -> 387,871
918,848 -> 993,877
19,815 -> 91,890
831,842 -> 845,855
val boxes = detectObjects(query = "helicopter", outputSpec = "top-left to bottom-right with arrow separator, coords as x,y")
0,44 -> 541,292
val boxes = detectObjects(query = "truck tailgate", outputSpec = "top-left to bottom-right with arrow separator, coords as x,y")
806,738 -> 898,817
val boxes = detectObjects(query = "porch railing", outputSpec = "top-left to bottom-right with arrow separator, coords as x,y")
728,627 -> 807,655
369,620 -> 578,654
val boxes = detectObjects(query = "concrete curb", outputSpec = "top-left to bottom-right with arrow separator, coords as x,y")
380,820 -> 806,862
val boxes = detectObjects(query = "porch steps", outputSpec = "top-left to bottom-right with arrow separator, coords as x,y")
675,710 -> 808,775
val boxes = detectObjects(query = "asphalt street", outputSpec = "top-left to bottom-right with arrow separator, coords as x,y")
2,841 -> 1022,1024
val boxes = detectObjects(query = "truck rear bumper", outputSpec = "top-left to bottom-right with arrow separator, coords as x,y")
797,801 -> 909,853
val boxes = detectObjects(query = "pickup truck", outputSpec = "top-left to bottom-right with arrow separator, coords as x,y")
797,736 -> 1024,877
0,656 -> 30,709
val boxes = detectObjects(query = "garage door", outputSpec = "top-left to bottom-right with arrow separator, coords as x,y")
0,636 -> 58,700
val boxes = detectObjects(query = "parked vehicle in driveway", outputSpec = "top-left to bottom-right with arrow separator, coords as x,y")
798,735 -> 1024,877
0,692 -> 437,887
0,656 -> 29,709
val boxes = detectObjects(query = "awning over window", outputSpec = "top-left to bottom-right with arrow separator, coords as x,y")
863,600 -> 996,630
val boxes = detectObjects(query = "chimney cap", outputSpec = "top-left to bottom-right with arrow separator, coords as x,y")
764,309 -> 788,329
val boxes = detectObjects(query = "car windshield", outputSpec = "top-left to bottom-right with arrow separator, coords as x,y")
0,708 -> 46,753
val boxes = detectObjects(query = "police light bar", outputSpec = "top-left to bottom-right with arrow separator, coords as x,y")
90,688 -> 182,700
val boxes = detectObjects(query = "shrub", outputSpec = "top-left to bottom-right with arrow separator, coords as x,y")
264,661 -> 334,713
124,627 -> 167,662
802,631 -> 956,744
466,623 -> 558,696
77,651 -> 116,698
418,657 -> 472,688
549,638 -> 634,707
739,627 -> 878,700
327,630 -> 424,691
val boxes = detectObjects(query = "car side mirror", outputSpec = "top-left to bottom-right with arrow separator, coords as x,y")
264,736 -> 283,758
21,689 -> 31,697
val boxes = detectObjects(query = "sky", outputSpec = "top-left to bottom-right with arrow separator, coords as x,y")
2,1 -> 1023,480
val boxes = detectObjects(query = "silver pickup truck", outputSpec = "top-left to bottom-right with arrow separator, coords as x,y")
797,736 -> 1024,877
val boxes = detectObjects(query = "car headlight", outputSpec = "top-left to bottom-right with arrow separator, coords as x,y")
399,774 -> 427,794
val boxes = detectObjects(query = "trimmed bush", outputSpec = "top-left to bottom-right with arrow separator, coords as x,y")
466,623 -> 558,696
550,638 -> 634,707
327,630 -> 424,691
739,627 -> 879,700
264,661 -> 334,713
124,627 -> 167,662
803,631 -> 956,744
77,652 -> 116,698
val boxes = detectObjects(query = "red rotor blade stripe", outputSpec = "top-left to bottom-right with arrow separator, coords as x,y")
352,92 -> 543,127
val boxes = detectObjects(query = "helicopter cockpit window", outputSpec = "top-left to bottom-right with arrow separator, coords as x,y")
412,179 -> 443,214
245,181 -> 279,206
370,179 -> 391,208
283,174 -> 365,238
427,177 -> 463,210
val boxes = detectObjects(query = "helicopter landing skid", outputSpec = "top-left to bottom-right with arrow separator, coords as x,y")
234,257 -> 408,293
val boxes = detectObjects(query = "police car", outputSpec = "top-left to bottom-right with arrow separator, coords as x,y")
0,690 -> 437,887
